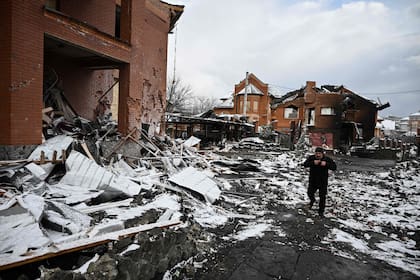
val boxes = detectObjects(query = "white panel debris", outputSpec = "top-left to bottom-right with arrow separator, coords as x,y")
28,135 -> 74,161
183,136 -> 201,148
60,151 -> 142,196
0,212 -> 51,256
168,166 -> 221,203
27,135 -> 74,180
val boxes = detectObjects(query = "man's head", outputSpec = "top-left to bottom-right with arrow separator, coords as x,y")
315,147 -> 324,159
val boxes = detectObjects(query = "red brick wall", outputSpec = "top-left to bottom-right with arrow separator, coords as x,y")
0,1 -> 44,145
1,0 -> 176,144
140,2 -> 171,135
229,74 -> 271,131
313,94 -> 342,129
0,1 -> 12,143
45,54 -> 116,120
60,0 -> 116,36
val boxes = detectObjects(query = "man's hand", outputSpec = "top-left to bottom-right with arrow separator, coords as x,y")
314,160 -> 321,165
320,161 -> 326,166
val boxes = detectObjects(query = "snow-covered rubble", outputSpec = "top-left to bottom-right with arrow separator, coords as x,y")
0,134 -> 419,279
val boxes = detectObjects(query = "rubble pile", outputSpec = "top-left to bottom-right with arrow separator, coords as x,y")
0,112 -> 232,280
231,137 -> 288,153
0,117 -> 419,279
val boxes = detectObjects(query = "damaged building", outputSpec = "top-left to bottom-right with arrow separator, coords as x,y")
214,73 -> 390,150
0,0 -> 183,146
213,73 -> 274,133
271,81 -> 390,150
166,111 -> 255,147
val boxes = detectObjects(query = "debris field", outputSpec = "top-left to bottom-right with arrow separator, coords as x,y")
0,130 -> 419,280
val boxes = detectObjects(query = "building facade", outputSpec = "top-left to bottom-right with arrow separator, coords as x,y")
0,0 -> 183,145
408,112 -> 420,136
214,75 -> 389,149
213,73 -> 272,132
271,81 -> 389,149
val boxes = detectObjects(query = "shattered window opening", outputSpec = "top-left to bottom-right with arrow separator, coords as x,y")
321,107 -> 335,116
284,107 -> 298,119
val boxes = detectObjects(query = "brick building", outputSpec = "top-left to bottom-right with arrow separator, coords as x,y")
408,112 -> 420,136
0,0 -> 183,145
213,73 -> 273,132
214,74 -> 389,149
272,81 -> 389,149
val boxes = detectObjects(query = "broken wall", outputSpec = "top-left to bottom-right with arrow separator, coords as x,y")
45,55 -> 117,121
139,0 -> 172,136
1,0 -> 181,145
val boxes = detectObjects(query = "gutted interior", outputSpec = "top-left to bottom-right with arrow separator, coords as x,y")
0,0 -> 184,145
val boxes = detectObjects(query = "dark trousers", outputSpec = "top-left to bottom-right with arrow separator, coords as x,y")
307,184 -> 327,214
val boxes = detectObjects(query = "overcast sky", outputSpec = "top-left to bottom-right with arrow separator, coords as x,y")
167,0 -> 420,117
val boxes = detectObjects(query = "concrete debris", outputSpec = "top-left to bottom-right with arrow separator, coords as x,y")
0,114 -> 419,280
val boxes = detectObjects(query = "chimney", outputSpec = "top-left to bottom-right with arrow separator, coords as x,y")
306,81 -> 316,94
304,81 -> 316,103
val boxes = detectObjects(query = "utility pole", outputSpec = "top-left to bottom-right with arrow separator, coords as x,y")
243,72 -> 249,117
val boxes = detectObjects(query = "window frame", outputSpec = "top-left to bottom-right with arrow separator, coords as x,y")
284,107 -> 299,119
321,107 -> 335,116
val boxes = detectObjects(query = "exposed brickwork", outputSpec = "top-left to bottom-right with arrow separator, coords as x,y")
140,4 -> 171,135
60,0 -> 116,36
1,0 -> 182,145
215,77 -> 380,148
214,73 -> 272,132
0,0 -> 44,145
0,1 -> 12,144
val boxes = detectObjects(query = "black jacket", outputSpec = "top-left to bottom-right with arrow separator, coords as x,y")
303,155 -> 337,187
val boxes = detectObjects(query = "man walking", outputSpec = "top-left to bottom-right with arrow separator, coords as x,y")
303,147 -> 337,217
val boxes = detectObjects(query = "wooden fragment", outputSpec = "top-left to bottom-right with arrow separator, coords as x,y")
81,141 -> 95,161
42,107 -> 54,114
40,151 -> 45,164
128,135 -> 157,156
0,220 -> 182,271
42,114 -> 52,124
105,128 -> 138,159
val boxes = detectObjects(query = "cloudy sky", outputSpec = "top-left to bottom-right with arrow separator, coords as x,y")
167,0 -> 420,117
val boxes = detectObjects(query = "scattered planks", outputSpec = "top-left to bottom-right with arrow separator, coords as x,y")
32,150 -> 67,165
0,220 -> 182,271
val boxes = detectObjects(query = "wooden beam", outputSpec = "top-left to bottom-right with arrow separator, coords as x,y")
0,220 -> 182,271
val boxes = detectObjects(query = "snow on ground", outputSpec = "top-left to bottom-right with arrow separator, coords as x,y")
1,144 -> 419,277
255,153 -> 420,276
208,152 -> 419,276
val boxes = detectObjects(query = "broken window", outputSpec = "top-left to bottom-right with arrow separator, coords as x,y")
284,106 -> 298,119
45,0 -> 60,11
306,108 -> 315,126
115,4 -> 121,39
321,107 -> 335,116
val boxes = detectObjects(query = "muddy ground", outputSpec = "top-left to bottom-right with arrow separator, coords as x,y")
165,151 -> 418,280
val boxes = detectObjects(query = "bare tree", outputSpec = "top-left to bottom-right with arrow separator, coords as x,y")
190,95 -> 218,115
166,76 -> 193,113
